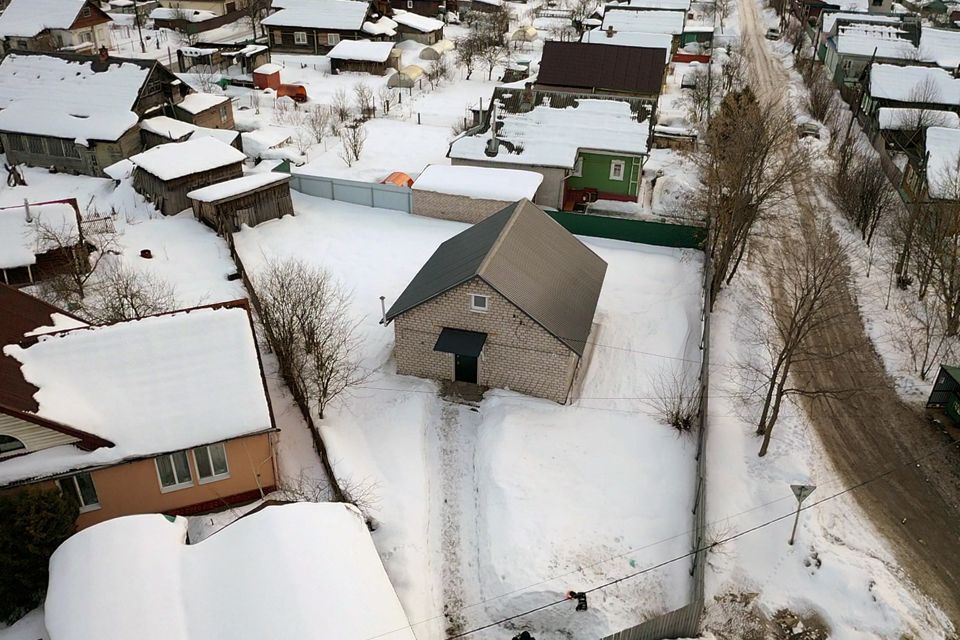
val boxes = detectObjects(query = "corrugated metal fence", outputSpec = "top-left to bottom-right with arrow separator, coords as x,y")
289,172 -> 413,213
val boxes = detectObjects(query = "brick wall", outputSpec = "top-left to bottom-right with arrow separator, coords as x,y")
411,190 -> 512,224
393,278 -> 580,403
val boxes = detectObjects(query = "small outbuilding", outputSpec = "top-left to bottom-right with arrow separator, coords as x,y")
418,39 -> 454,60
130,137 -> 246,215
927,365 -> 960,422
385,199 -> 607,403
0,200 -> 84,287
391,10 -> 445,44
188,172 -> 294,236
388,64 -> 425,88
412,165 -> 543,223
328,39 -> 400,75
253,63 -> 283,90
172,93 -> 235,130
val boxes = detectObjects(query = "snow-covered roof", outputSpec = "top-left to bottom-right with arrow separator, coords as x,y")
176,92 -> 230,115
140,115 -> 196,140
188,172 -> 290,202
150,7 -> 217,21
413,165 -> 543,201
0,203 -> 79,269
254,62 -> 282,74
607,0 -> 690,10
391,9 -> 444,32
834,28 -> 918,58
241,128 -> 293,156
45,503 -> 417,640
449,99 -> 649,169
129,137 -> 246,180
0,100 -> 139,144
582,28 -> 672,61
192,125 -> 241,146
601,8 -> 686,34
0,304 -> 274,485
878,107 -> 960,130
328,39 -> 395,62
919,27 -> 960,69
0,0 -> 92,37
0,54 -> 150,141
926,126 -> 960,200
821,11 -> 903,33
261,0 -> 369,29
869,64 -> 960,105
363,16 -> 398,36
180,46 -> 218,57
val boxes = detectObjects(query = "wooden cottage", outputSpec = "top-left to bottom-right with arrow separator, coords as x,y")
172,92 -> 236,130
262,0 -> 396,54
130,137 -> 246,215
0,200 -> 85,287
0,0 -> 112,54
188,173 -> 294,236
328,39 -> 399,75
177,42 -> 270,75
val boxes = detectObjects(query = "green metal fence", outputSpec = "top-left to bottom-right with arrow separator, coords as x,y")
547,211 -> 706,250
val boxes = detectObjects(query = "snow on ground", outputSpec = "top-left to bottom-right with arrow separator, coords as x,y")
0,608 -> 47,640
233,194 -> 703,639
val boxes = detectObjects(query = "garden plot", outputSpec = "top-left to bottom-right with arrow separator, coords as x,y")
233,193 -> 704,639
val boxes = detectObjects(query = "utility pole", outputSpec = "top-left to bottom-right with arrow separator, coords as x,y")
789,484 -> 816,545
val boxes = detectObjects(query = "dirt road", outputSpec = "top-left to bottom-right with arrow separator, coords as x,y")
737,0 -> 960,627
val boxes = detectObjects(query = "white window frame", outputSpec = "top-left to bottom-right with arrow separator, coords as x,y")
327,33 -> 340,46
155,451 -> 195,493
407,0 -> 414,7
294,31 -> 308,44
609,159 -> 625,181
571,156 -> 583,177
61,473 -> 101,513
81,5 -> 92,17
470,293 -> 489,312
192,443 -> 230,484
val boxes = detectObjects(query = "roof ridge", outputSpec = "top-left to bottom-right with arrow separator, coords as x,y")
477,199 -> 525,277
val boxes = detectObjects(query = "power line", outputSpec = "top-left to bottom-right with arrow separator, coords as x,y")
360,436 -> 960,640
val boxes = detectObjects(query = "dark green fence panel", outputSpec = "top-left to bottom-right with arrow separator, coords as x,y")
547,211 -> 706,250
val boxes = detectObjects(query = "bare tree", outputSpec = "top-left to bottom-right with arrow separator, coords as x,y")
892,295 -> 957,381
330,87 -> 352,131
34,218 -> 115,305
716,0 -> 733,31
85,263 -> 177,323
454,32 -> 484,79
565,0 -> 597,35
892,77 -> 951,150
254,259 -> 369,420
749,222 -> 853,456
833,151 -> 898,246
273,96 -> 295,125
804,64 -> 837,124
718,46 -> 746,95
681,65 -> 722,127
915,163 -> 960,333
304,104 -> 331,143
377,85 -> 396,115
278,471 -> 381,524
424,54 -> 451,89
338,120 -> 367,167
644,363 -> 700,432
480,40 -> 509,81
695,87 -> 810,306
243,0 -> 268,37
290,111 -> 314,156
352,82 -> 376,120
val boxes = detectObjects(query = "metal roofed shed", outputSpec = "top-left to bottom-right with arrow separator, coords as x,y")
385,199 -> 607,402
535,40 -> 667,100
188,172 -> 294,235
927,365 -> 960,423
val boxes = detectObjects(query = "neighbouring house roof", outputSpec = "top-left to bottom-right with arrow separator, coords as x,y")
44,504 -> 417,640
449,98 -> 649,169
919,27 -> 960,69
0,301 -> 275,486
537,41 -> 666,95
0,53 -> 153,143
834,26 -> 918,58
328,39 -> 395,62
139,116 -> 241,146
878,107 -> 960,130
261,0 -> 370,30
129,137 -> 246,181
187,172 -> 290,203
581,29 -> 672,62
0,0 -> 99,37
412,165 -> 543,201
606,0 -> 690,10
386,199 -> 608,356
0,203 -> 80,269
821,11 -> 903,33
175,92 -> 230,115
391,9 -> 444,32
926,126 -> 960,199
150,7 -> 217,21
363,16 -> 398,36
600,8 -> 686,34
869,64 -> 960,105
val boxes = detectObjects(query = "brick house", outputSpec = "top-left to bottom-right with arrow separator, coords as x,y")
0,286 -> 279,531
0,0 -> 112,54
411,164 -> 542,223
385,199 -> 607,403
129,137 -> 246,215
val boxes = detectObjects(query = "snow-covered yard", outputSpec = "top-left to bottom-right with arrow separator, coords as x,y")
233,194 -> 704,639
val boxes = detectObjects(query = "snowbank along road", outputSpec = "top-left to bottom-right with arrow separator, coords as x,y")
738,0 -> 960,626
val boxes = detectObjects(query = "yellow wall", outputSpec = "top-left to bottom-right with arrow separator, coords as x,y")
28,433 -> 277,530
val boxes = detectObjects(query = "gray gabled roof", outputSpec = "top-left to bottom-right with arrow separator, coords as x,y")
386,200 -> 608,355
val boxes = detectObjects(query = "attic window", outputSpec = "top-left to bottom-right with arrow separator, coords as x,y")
470,294 -> 489,312
0,435 -> 26,455
81,5 -> 92,16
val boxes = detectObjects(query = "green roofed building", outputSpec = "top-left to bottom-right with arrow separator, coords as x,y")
926,365 -> 960,423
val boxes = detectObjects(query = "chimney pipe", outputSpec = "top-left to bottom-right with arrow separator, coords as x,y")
23,198 -> 31,223
606,25 -> 615,38
379,296 -> 386,325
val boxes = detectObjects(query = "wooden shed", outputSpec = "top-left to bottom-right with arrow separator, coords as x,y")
130,138 -> 246,215
927,365 -> 960,423
328,40 -> 400,76
253,63 -> 283,90
188,173 -> 294,236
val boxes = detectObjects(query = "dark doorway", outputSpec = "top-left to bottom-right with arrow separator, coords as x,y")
455,354 -> 478,383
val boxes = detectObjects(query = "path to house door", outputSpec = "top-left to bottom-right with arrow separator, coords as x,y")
737,0 -> 960,625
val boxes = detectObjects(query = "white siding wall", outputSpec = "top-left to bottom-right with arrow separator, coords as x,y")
0,412 -> 79,459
